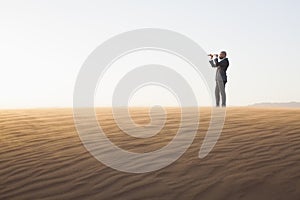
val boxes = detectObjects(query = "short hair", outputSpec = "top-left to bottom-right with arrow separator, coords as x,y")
221,51 -> 227,56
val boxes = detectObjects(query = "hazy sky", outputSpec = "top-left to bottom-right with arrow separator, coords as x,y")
0,0 -> 299,108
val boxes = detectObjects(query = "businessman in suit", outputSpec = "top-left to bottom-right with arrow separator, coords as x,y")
209,51 -> 229,107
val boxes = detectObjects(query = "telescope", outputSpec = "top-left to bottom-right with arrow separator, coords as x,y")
207,54 -> 218,57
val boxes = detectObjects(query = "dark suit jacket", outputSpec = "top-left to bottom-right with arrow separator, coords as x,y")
209,58 -> 229,82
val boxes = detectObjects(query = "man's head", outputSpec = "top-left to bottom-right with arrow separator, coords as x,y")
219,51 -> 227,59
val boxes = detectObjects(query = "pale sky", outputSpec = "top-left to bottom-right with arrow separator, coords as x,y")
0,0 -> 299,108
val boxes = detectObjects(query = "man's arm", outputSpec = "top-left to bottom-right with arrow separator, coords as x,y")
214,58 -> 228,68
209,59 -> 217,68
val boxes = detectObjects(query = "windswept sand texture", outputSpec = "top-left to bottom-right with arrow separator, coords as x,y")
1,107 -> 300,200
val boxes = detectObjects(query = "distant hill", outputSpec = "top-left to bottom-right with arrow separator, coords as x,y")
249,102 -> 300,108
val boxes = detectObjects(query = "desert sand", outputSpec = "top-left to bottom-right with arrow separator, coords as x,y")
1,107 -> 300,200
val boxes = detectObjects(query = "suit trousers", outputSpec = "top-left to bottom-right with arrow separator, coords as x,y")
215,80 -> 226,107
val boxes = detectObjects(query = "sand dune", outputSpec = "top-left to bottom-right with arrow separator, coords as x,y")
1,107 -> 300,200
250,102 -> 300,108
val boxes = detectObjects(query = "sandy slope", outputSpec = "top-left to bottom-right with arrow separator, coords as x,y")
0,107 -> 300,200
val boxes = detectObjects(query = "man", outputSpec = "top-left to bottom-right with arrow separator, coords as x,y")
209,51 -> 229,107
